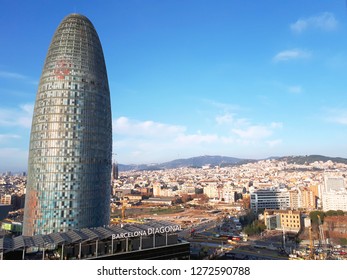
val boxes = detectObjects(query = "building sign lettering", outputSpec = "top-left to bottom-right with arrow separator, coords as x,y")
111,225 -> 181,240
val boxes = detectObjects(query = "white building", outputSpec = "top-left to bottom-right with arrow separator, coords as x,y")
323,176 -> 345,193
321,175 -> 347,211
250,188 -> 290,213
223,186 -> 236,203
322,191 -> 347,211
203,183 -> 221,200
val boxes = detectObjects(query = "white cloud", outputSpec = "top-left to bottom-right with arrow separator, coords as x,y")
0,148 -> 28,172
231,122 -> 283,141
267,139 -> 283,147
267,81 -> 304,96
0,134 -> 20,142
175,133 -> 218,145
113,116 -> 186,137
220,136 -> 234,144
114,116 -> 219,146
0,70 -> 38,85
325,108 -> 347,125
113,117 -> 222,163
216,113 -> 234,125
20,104 -> 34,114
214,110 -> 282,141
232,125 -> 273,140
288,85 -> 302,94
113,114 -> 284,164
273,49 -> 311,62
215,112 -> 249,127
270,122 -> 283,129
326,52 -> 347,70
0,70 -> 28,80
0,103 -> 33,128
203,99 -> 242,112
290,12 -> 338,33
114,132 -> 219,165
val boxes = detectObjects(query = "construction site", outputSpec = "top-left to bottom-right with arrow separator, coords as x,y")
291,215 -> 347,260
109,196 -> 237,226
110,203 -> 223,227
108,199 -> 347,260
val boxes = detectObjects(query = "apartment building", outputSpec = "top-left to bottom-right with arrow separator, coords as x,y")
289,188 -> 315,210
321,175 -> 347,211
322,191 -> 347,211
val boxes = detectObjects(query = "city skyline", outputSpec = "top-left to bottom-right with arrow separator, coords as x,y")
1,0 -> 347,172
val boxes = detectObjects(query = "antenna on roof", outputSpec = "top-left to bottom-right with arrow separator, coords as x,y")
112,153 -> 117,164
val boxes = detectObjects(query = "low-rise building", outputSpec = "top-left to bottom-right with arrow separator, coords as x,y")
264,209 -> 302,233
141,197 -> 176,206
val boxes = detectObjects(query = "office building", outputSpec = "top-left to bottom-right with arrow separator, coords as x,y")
250,189 -> 290,213
321,175 -> 347,211
23,14 -> 112,236
323,176 -> 345,193
111,162 -> 119,180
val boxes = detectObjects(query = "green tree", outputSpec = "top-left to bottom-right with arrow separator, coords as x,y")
309,211 -> 325,225
340,238 -> 347,246
243,220 -> 266,236
310,210 -> 345,223
336,210 -> 345,216
325,210 -> 338,217
240,211 -> 257,226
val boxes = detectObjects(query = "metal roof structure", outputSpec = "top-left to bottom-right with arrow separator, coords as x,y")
0,236 -> 13,251
0,221 -> 181,253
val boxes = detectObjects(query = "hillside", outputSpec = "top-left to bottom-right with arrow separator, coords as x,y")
118,154 -> 347,171
279,155 -> 347,165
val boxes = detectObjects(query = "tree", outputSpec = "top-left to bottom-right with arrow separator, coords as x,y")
340,238 -> 347,246
243,220 -> 266,236
310,210 -> 345,224
326,210 -> 338,217
336,210 -> 345,216
309,211 -> 325,225
240,211 -> 257,226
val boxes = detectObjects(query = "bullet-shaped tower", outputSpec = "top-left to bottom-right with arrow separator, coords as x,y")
23,14 -> 112,236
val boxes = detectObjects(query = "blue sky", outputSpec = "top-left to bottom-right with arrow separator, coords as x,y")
1,0 -> 347,171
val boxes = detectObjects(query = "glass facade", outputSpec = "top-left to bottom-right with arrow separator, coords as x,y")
23,14 -> 112,236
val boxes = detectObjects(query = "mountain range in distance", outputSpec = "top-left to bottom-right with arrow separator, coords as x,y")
118,154 -> 347,172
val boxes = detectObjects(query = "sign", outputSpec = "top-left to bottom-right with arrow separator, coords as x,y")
112,225 -> 181,240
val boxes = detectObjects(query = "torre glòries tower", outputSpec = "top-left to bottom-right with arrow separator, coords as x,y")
23,14 -> 112,235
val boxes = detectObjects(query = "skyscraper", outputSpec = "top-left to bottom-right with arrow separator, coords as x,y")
111,162 -> 119,180
23,14 -> 112,236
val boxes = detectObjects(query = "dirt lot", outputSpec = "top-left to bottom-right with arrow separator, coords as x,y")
112,206 -> 221,227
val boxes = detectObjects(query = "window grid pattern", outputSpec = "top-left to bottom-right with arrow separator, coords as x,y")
23,14 -> 112,236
